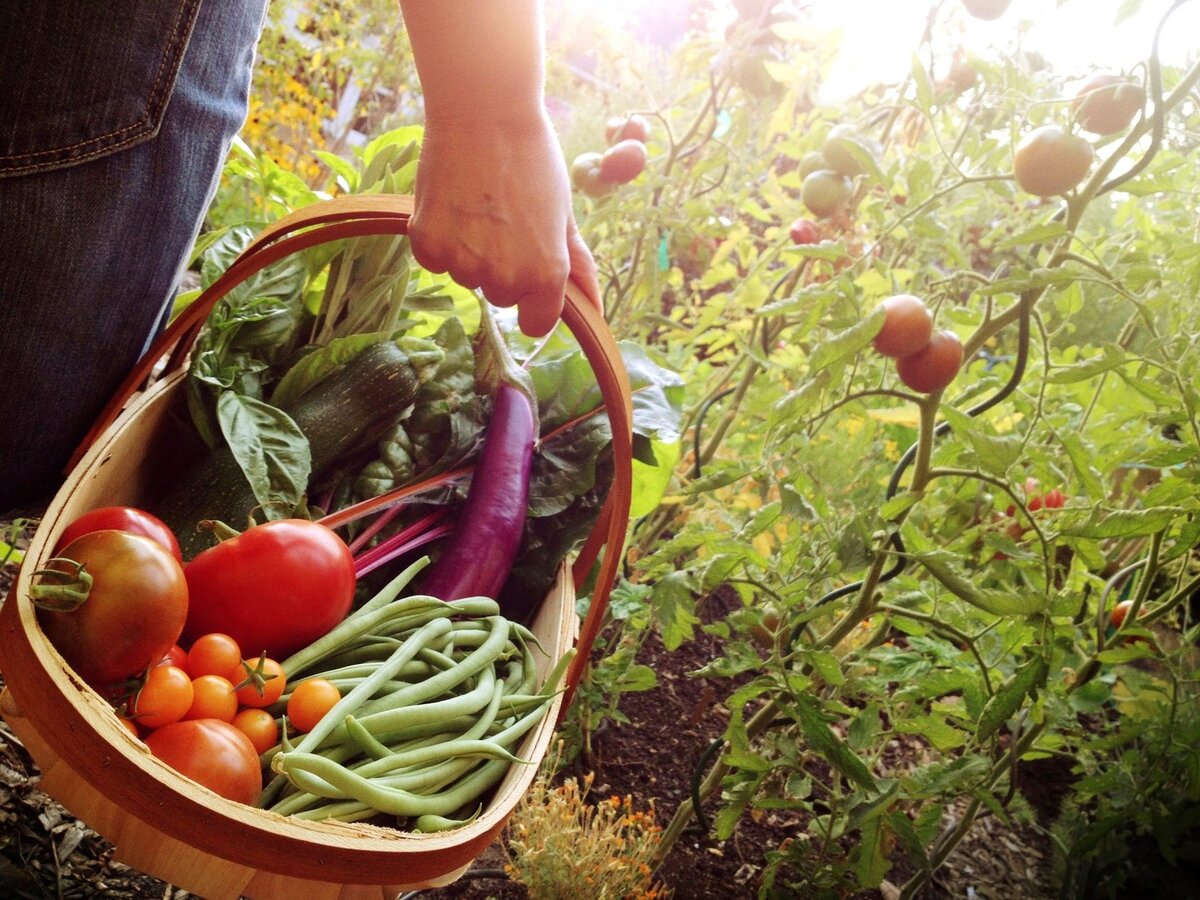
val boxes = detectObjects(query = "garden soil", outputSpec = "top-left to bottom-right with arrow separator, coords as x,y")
0,514 -> 1060,899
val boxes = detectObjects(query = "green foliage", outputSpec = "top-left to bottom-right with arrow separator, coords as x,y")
203,1 -> 1200,896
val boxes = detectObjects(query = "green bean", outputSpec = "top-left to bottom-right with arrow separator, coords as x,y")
344,715 -> 392,760
414,809 -> 481,833
285,617 -> 453,756
350,616 -> 510,719
275,753 -> 514,818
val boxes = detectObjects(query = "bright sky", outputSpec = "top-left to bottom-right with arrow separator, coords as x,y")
816,0 -> 1200,102
557,0 -> 1200,102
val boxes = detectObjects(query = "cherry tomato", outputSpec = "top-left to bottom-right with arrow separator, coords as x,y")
55,506 -> 183,563
157,644 -> 187,669
1109,599 -> 1134,630
232,708 -> 279,755
231,655 -> 287,708
570,152 -> 614,199
1028,493 -> 1043,512
33,531 -> 189,690
186,633 -> 243,678
1073,74 -> 1144,136
185,675 -> 238,723
145,719 -> 262,805
130,663 -> 194,729
182,519 -> 355,660
895,330 -> 964,394
599,139 -> 647,184
1013,125 -> 1094,197
789,218 -> 820,245
802,169 -> 852,218
118,716 -> 141,739
605,113 -> 651,145
872,294 -> 934,359
1042,488 -> 1066,509
287,678 -> 341,733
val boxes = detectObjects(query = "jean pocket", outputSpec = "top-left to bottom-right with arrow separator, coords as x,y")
0,0 -> 203,178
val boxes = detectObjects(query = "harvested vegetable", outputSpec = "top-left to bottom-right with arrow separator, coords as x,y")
182,518 -> 355,660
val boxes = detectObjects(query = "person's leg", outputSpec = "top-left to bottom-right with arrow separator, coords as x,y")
0,0 -> 268,513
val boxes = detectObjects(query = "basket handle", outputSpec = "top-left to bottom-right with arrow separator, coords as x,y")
69,195 -> 631,705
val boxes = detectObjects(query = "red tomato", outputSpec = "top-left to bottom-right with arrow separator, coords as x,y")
231,655 -> 287,708
1109,599 -> 1134,630
1042,488 -> 1066,509
182,520 -> 355,660
145,719 -> 262,805
55,506 -> 182,563
605,114 -> 651,145
130,664 -> 194,729
1013,126 -> 1094,198
186,633 -> 243,678
872,294 -> 934,358
232,708 -> 279,755
185,675 -> 238,723
157,644 -> 187,669
599,139 -> 647,184
1073,74 -> 1144,136
33,531 -> 189,690
896,330 -> 964,394
287,678 -> 341,733
789,218 -> 820,245
1028,493 -> 1043,512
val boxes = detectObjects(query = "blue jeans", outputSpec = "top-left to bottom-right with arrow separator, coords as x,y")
0,0 -> 268,513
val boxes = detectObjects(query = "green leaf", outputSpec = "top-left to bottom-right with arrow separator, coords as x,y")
941,406 -> 1022,475
794,694 -> 877,791
1063,506 -> 1188,539
849,814 -> 892,888
848,703 -> 882,750
810,304 -> 886,372
995,221 -> 1067,250
913,550 -> 1047,615
976,656 -> 1049,743
1047,344 -> 1127,384
651,571 -> 701,650
217,391 -> 311,518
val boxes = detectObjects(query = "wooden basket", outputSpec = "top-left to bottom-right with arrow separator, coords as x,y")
0,196 -> 633,900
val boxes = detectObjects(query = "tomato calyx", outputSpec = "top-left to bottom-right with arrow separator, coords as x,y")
28,558 -> 94,612
231,652 -> 281,698
196,519 -> 244,544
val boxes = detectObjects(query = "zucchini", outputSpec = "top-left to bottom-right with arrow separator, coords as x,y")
152,342 -> 429,559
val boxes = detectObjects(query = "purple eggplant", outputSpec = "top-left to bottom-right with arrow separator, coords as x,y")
418,382 -> 535,602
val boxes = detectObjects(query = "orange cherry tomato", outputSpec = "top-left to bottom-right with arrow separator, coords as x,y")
230,655 -> 287,708
185,674 -> 238,723
130,664 -> 193,729
232,708 -> 280,755
145,719 -> 262,805
186,633 -> 243,679
287,678 -> 341,733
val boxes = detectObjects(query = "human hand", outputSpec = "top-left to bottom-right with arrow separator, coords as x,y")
407,109 -> 600,337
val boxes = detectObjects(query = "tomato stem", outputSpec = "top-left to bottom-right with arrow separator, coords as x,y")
28,559 -> 94,612
196,519 -> 243,543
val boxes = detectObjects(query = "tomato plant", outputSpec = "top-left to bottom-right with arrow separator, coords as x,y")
182,519 -> 355,660
32,531 -> 188,689
129,663 -> 193,729
1012,125 -> 1094,197
286,678 -> 341,733
145,719 -> 262,805
872,294 -> 934,359
55,507 -> 182,563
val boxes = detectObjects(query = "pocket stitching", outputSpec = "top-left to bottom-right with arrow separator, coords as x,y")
0,0 -> 202,175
